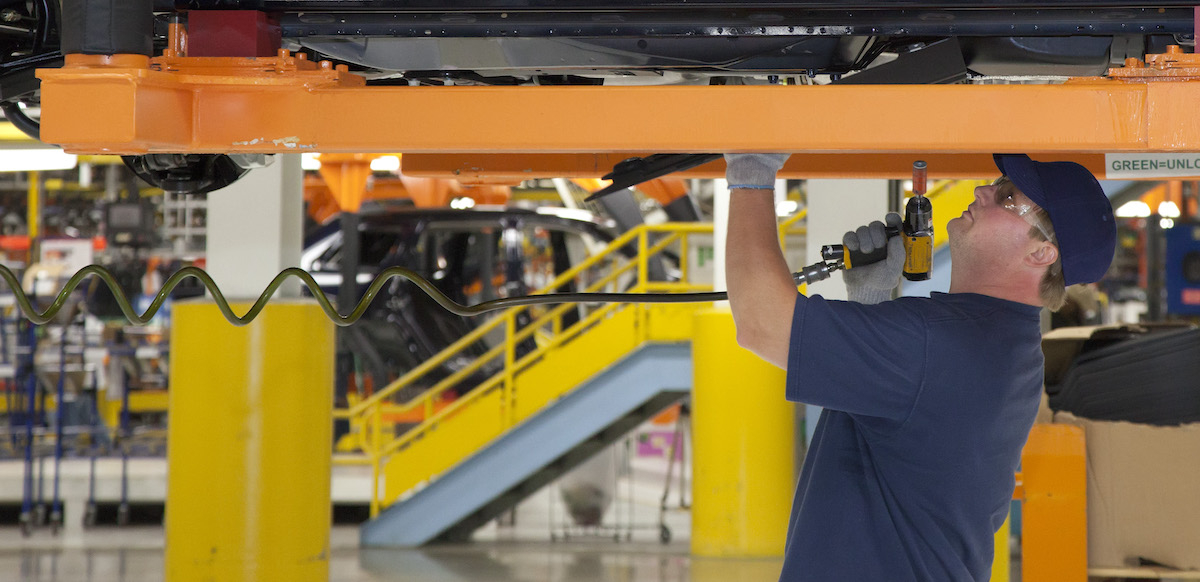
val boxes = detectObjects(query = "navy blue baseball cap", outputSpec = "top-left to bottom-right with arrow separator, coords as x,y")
993,154 -> 1116,286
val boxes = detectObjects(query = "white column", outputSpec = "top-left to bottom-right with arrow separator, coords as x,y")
205,155 -> 304,300
804,179 -> 891,301
714,179 -> 787,302
802,179 -> 890,445
712,179 -> 729,299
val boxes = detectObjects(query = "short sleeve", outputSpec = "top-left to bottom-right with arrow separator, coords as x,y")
786,294 -> 927,421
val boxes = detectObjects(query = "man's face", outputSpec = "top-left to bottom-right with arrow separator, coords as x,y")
947,177 -> 1053,265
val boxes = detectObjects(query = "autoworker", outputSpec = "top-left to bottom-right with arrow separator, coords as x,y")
722,153 -> 1116,581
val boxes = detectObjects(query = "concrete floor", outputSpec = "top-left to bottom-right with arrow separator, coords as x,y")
0,449 -> 756,582
0,526 -> 784,582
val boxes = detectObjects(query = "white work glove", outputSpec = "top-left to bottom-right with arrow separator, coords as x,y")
843,212 -> 906,305
724,153 -> 790,189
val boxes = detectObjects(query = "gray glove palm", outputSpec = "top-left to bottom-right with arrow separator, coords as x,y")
724,153 -> 790,188
843,212 -> 905,305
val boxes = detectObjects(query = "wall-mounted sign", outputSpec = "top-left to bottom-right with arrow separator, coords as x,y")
1106,153 -> 1200,179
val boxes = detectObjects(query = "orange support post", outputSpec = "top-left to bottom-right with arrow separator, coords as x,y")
316,154 -> 373,212
1018,423 -> 1088,582
636,178 -> 689,207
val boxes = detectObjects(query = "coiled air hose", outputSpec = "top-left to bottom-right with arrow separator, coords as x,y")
6,264 -> 731,326
4,250 -> 855,327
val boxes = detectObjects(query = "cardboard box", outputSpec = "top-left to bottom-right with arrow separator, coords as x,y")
1040,326 -> 1200,571
1050,411 -> 1200,570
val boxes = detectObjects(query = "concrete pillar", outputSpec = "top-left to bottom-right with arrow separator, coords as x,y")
802,179 -> 890,443
204,155 -> 304,300
803,179 -> 891,300
714,179 -> 786,301
712,179 -> 729,298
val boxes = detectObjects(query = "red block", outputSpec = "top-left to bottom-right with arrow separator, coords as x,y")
187,10 -> 281,58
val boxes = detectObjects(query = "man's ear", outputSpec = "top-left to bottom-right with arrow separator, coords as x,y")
1025,243 -> 1059,268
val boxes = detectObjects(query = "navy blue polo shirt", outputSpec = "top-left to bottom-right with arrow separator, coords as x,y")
781,292 -> 1043,581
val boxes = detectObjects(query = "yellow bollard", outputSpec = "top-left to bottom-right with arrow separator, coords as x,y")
691,307 -> 795,558
167,300 -> 335,582
1020,423 -> 1087,582
992,513 -> 1011,582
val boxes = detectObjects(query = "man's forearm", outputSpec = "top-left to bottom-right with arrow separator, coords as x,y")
726,189 -> 798,368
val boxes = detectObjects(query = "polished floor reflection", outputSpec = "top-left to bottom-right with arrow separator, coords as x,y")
356,542 -> 783,582
0,537 -> 783,582
0,453 -> 775,581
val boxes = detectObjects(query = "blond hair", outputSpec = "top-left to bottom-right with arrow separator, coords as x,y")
996,178 -> 1067,310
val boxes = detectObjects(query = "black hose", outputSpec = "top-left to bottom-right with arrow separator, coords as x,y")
32,0 -> 54,54
0,101 -> 40,141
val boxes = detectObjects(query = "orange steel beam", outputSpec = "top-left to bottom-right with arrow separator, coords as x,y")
35,50 -> 1200,157
401,153 -> 1115,184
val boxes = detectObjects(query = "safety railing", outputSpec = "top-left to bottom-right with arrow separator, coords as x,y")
779,207 -> 807,251
334,221 -> 727,515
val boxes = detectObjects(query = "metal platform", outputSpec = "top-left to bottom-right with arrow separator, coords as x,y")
361,343 -> 690,547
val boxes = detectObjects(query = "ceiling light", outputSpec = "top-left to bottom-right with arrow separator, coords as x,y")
370,156 -> 400,173
1115,200 -> 1151,218
1158,200 -> 1181,218
0,148 -> 77,172
776,200 -> 799,217
301,153 -> 321,171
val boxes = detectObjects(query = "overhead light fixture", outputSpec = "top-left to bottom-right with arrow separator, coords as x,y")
1158,200 -> 1181,218
370,156 -> 400,173
301,153 -> 321,171
0,148 -> 77,172
1115,200 -> 1151,218
776,200 -> 800,217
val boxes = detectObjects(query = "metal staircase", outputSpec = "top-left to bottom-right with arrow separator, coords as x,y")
362,341 -> 690,545
334,220 -> 751,546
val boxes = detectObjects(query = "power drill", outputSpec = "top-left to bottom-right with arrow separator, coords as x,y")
791,160 -> 934,285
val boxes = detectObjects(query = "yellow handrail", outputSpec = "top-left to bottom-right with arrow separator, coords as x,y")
334,216 -> 813,514
339,223 -> 712,418
779,207 -> 808,232
780,208 -> 808,252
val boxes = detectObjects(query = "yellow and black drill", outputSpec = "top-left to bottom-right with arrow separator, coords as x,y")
793,160 -> 934,285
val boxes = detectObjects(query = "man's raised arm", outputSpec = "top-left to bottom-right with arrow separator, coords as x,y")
723,153 -> 799,369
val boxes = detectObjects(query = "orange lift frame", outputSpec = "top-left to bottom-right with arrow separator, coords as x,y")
35,46 -> 1200,182
32,25 -> 1164,582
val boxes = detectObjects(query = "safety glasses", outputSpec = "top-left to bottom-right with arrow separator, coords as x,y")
992,176 -> 1057,244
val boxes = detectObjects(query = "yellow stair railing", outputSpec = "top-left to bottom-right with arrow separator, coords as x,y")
334,220 -> 741,516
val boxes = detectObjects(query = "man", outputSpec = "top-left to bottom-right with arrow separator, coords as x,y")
723,153 -> 1116,581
